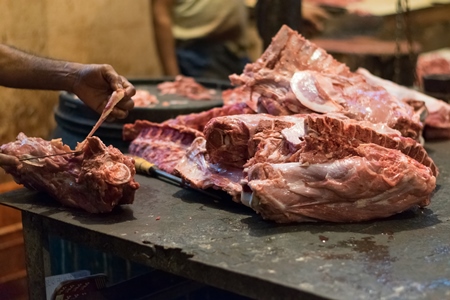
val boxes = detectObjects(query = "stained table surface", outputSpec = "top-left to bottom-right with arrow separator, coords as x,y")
1,140 -> 449,300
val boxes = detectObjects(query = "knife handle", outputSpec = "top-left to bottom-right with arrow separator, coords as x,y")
133,156 -> 156,175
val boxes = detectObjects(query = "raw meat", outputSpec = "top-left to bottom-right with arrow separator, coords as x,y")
0,133 -> 139,213
221,86 -> 259,112
132,89 -> 159,107
175,137 -> 244,199
86,89 -> 125,139
230,25 -> 422,140
357,68 -> 450,140
174,113 -> 437,223
123,25 -> 438,223
157,75 -> 215,100
244,144 -> 435,223
123,120 -> 203,174
162,102 -> 256,132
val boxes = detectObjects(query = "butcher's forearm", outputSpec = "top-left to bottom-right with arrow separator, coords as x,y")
154,27 -> 179,76
152,0 -> 179,76
0,44 -> 79,92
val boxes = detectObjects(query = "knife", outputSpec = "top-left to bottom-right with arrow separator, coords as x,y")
19,151 -> 82,161
133,156 -> 224,200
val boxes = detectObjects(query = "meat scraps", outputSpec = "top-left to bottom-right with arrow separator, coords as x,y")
132,89 -> 159,107
174,114 -> 436,223
157,75 -> 216,100
0,133 -> 139,213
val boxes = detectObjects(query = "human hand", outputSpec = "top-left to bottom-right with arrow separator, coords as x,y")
0,153 -> 20,167
71,64 -> 136,120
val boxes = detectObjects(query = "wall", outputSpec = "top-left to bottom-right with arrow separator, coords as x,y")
0,0 -> 162,183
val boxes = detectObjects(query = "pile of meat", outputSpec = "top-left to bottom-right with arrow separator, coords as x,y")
157,75 -> 216,100
124,25 -> 442,223
132,90 -> 159,107
0,133 -> 139,213
132,76 -> 218,107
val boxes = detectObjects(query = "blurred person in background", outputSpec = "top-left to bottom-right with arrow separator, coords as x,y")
151,0 -> 329,80
152,0 -> 250,80
255,0 -> 329,49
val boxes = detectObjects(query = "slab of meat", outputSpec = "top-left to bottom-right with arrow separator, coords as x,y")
0,133 -> 139,213
244,144 -> 435,223
204,114 -> 436,173
123,120 -> 203,174
157,75 -> 215,100
357,68 -> 450,140
174,113 -> 436,223
230,25 -> 422,140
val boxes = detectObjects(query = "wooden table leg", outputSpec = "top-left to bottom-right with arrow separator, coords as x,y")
22,211 -> 51,300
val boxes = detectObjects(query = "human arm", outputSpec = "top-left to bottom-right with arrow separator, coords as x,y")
0,44 -> 135,119
151,0 -> 180,76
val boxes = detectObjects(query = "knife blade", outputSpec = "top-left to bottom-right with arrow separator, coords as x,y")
19,151 -> 82,161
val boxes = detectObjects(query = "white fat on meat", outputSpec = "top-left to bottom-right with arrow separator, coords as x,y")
290,71 -> 344,113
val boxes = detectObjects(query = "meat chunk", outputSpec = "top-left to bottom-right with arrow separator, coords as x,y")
357,68 -> 450,140
123,120 -> 203,174
0,133 -> 139,213
175,114 -> 437,223
244,144 -> 435,223
230,25 -> 422,140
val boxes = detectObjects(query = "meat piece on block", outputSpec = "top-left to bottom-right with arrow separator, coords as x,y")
230,25 -> 422,140
174,137 -> 244,200
244,144 -> 436,223
175,113 -> 437,223
124,120 -> 203,174
0,133 -> 139,213
204,114 -> 437,175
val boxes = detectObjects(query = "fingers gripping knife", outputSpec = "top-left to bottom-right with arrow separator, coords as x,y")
132,156 -> 223,200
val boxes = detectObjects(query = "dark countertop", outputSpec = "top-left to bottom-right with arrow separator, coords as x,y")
1,140 -> 450,300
